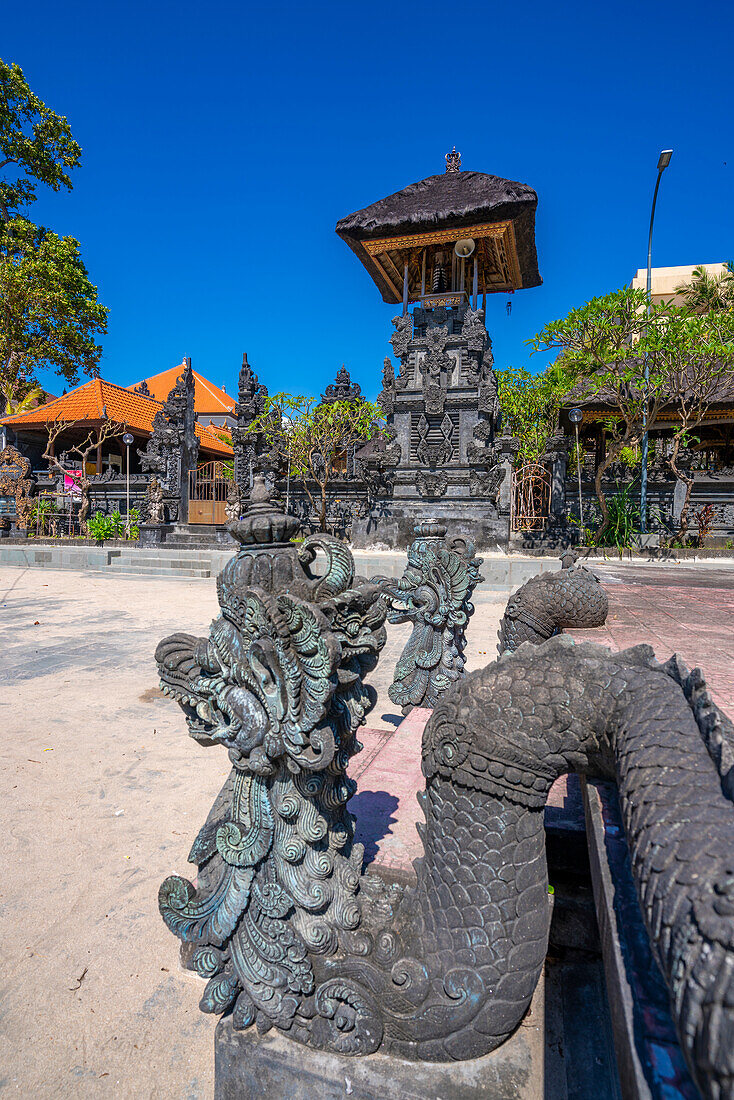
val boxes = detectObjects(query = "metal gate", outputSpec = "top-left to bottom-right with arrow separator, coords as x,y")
188,461 -> 231,524
511,462 -> 551,532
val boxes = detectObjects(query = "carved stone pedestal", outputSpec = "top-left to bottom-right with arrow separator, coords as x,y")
352,504 -> 509,551
138,522 -> 172,547
214,978 -> 545,1100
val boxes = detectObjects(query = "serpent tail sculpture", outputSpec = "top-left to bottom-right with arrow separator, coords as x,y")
158,486 -> 734,1098
497,552 -> 608,654
379,520 -> 483,712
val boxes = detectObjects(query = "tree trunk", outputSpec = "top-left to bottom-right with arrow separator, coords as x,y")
79,477 -> 90,526
593,453 -> 613,540
319,464 -> 330,533
669,436 -> 695,541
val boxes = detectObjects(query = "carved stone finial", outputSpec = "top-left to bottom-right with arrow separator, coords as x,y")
227,472 -> 300,546
321,366 -> 363,405
445,146 -> 461,173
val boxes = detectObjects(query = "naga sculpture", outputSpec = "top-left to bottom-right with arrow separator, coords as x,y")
497,552 -> 609,654
378,521 -> 483,713
157,491 -> 734,1098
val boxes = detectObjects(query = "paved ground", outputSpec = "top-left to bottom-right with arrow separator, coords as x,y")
581,561 -> 734,712
0,560 -> 732,1098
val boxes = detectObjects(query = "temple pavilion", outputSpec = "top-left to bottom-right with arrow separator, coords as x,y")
1,373 -> 233,477
336,148 -> 541,548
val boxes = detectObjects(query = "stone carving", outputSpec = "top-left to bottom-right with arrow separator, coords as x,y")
139,360 -> 198,523
466,419 -> 494,466
157,494 -> 734,1094
354,427 -> 401,501
469,466 -> 505,508
478,351 -> 501,428
321,366 -> 363,405
420,326 -> 452,415
231,354 -> 269,493
389,314 -> 413,361
90,465 -> 121,483
146,476 -> 165,525
415,413 -> 454,467
0,445 -> 35,529
379,521 -> 482,713
461,308 -> 486,356
416,469 -> 448,498
224,482 -> 241,523
497,554 -> 609,654
377,358 -> 396,415
134,379 -> 152,397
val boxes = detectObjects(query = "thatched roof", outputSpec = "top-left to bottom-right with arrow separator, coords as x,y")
336,169 -> 541,296
561,360 -> 734,419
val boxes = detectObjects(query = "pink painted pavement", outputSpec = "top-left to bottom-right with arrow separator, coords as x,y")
568,582 -> 734,714
350,578 -> 734,880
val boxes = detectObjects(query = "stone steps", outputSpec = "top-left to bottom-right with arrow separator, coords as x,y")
105,564 -> 212,577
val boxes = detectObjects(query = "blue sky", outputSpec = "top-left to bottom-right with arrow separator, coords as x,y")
4,0 -> 733,402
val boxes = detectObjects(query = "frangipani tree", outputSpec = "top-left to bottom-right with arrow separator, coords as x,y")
530,288 -> 734,539
246,392 -> 385,532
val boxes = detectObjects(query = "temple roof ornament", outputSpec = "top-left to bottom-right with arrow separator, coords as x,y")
445,146 -> 461,173
320,366 -> 364,405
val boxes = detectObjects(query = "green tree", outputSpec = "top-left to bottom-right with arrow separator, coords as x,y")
248,392 -> 385,532
675,264 -> 734,315
496,358 -> 578,464
0,59 -> 106,407
530,288 -> 734,539
2,373 -> 43,415
1,217 -> 108,399
0,60 -> 81,224
659,309 -> 734,538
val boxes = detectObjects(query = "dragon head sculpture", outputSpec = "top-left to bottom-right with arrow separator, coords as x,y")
378,522 -> 483,712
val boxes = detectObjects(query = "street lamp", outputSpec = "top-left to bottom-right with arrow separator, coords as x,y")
640,148 -> 673,534
568,408 -> 584,530
122,432 -> 134,535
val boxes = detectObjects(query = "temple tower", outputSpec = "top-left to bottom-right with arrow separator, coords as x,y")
337,150 -> 540,548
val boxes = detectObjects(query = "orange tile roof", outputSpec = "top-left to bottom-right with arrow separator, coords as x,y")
0,377 -> 233,457
129,364 -> 236,415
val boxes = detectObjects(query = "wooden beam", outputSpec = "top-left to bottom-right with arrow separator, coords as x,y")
369,255 -> 402,301
362,220 -> 513,255
381,250 -> 405,288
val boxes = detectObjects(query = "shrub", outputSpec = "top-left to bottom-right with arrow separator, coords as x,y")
88,512 -> 113,541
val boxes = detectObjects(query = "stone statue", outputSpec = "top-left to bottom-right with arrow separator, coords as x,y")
146,476 -> 165,525
379,520 -> 482,712
0,446 -> 35,530
224,482 -> 241,523
157,497 -> 734,1096
497,554 -> 609,654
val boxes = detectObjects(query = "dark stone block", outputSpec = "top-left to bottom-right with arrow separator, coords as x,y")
214,999 -> 543,1100
138,523 -> 173,546
352,506 -> 509,550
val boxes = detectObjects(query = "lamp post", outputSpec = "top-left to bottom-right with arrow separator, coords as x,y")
568,408 -> 584,531
640,149 -> 673,534
122,432 -> 134,535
